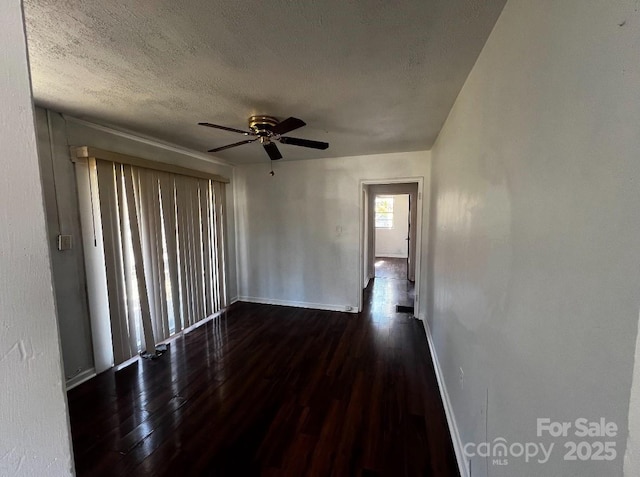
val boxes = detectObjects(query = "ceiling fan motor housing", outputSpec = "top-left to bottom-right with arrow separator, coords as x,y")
248,115 -> 279,137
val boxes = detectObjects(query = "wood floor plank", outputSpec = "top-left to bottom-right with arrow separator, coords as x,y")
67,278 -> 459,476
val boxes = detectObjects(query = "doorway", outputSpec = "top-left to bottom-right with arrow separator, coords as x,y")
359,180 -> 423,315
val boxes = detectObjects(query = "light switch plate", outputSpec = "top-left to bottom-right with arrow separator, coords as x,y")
58,234 -> 73,251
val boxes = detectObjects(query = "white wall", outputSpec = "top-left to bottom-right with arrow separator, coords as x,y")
235,151 -> 430,315
375,194 -> 409,258
35,109 -> 95,385
0,1 -> 74,475
34,110 -> 238,383
428,1 -> 640,476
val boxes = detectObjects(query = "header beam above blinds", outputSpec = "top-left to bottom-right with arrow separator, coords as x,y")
71,146 -> 230,183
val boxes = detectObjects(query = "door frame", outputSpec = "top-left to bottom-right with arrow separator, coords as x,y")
358,177 -> 424,314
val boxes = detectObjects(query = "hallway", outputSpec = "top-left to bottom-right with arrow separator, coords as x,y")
374,257 -> 409,279
67,297 -> 458,476
374,257 -> 416,312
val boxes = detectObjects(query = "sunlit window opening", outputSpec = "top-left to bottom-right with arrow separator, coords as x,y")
375,196 -> 394,229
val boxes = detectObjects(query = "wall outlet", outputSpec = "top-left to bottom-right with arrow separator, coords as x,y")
459,367 -> 464,390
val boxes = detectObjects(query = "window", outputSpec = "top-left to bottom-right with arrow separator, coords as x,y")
375,196 -> 394,228
77,153 -> 228,368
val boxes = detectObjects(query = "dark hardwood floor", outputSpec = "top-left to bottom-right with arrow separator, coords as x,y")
374,257 -> 408,279
68,278 -> 459,476
375,257 -> 415,306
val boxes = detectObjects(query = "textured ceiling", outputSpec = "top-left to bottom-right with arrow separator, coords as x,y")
24,0 -> 506,164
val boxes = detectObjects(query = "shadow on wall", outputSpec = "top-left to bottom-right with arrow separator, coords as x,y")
426,151 -> 439,329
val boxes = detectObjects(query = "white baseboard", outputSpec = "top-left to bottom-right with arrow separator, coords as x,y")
238,296 -> 358,313
114,355 -> 140,372
375,254 -> 408,259
229,296 -> 239,305
422,321 -> 469,477
65,367 -> 96,391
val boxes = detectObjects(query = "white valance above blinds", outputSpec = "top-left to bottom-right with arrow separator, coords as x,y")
74,147 -> 228,369
72,146 -> 230,183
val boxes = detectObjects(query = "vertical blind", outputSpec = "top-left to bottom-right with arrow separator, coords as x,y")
92,159 -> 227,365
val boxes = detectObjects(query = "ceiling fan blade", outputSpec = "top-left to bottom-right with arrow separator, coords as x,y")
263,142 -> 283,160
199,122 -> 254,136
271,117 -> 306,135
208,138 -> 257,153
279,136 -> 329,150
